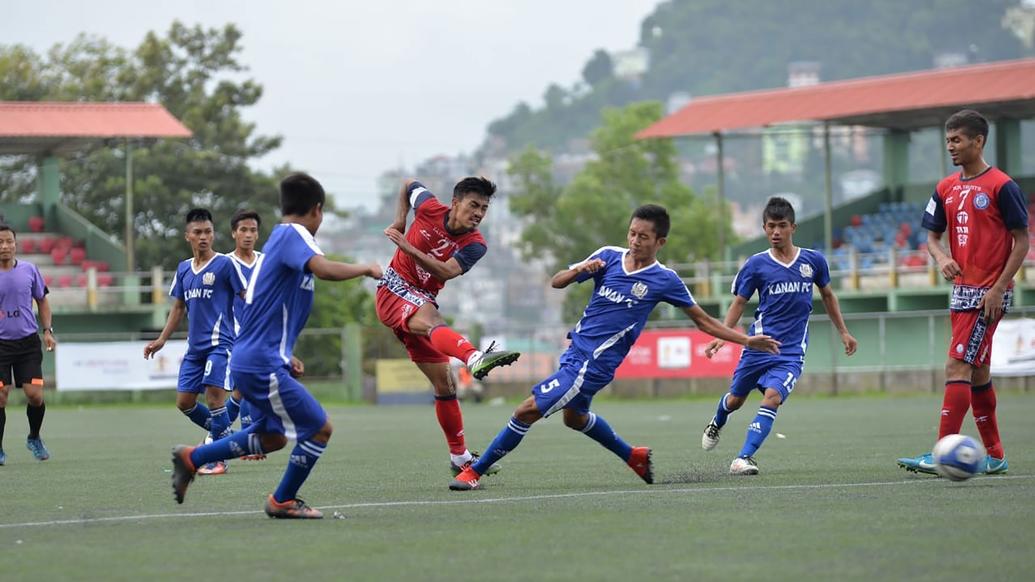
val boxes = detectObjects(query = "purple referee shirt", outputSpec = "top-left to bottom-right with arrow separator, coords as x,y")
0,260 -> 48,340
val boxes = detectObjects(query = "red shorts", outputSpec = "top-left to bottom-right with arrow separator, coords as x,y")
375,285 -> 449,364
948,310 -> 1001,367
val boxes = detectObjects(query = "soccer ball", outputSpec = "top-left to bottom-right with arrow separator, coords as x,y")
932,434 -> 985,481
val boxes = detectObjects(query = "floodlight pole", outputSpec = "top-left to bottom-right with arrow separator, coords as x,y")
125,138 -> 135,272
823,123 -> 833,255
713,131 -> 726,259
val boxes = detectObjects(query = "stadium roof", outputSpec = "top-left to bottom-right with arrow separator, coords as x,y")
0,102 -> 192,155
638,57 -> 1035,138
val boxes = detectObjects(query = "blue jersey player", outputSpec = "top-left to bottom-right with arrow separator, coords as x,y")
700,197 -> 857,475
450,205 -> 781,491
145,208 -> 246,476
170,173 -> 382,519
224,208 -> 263,441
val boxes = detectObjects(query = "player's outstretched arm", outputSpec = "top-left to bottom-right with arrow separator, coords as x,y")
144,299 -> 186,359
703,295 -> 748,358
551,258 -> 606,289
307,255 -> 382,282
817,285 -> 857,356
682,304 -> 780,354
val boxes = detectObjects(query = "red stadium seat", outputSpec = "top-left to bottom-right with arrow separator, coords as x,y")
28,216 -> 44,232
44,274 -> 54,288
850,214 -> 862,227
75,274 -> 88,287
96,261 -> 110,272
57,275 -> 73,288
69,247 -> 87,266
39,237 -> 56,253
19,238 -> 36,254
97,274 -> 114,287
50,247 -> 68,265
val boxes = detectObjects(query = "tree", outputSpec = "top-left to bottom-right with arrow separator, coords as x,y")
581,49 -> 614,87
507,101 -> 732,319
0,23 -> 317,270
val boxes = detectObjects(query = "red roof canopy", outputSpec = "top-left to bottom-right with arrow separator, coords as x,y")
638,58 -> 1035,138
0,102 -> 192,155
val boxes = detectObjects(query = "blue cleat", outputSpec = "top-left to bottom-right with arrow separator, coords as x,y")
0,448 -> 6,465
26,437 -> 50,461
897,452 -> 936,475
980,455 -> 1008,475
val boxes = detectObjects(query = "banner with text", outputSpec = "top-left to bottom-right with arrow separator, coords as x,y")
614,329 -> 742,379
56,341 -> 188,391
991,318 -> 1035,377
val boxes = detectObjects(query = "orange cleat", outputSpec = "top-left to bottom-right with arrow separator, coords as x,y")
264,494 -> 323,519
627,446 -> 653,484
170,445 -> 197,504
448,466 -> 482,491
197,460 -> 228,475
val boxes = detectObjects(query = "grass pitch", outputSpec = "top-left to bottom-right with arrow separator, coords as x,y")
1,393 -> 1033,581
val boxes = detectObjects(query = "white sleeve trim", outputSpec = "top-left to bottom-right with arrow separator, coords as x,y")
568,245 -> 622,270
409,186 -> 429,207
288,223 -> 324,256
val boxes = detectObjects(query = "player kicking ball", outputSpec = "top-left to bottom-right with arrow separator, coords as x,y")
700,197 -> 857,475
450,204 -> 780,491
378,177 -> 519,477
170,173 -> 381,519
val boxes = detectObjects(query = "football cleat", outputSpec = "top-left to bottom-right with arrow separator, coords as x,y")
241,453 -> 267,461
469,342 -> 521,380
264,495 -> 323,519
449,451 -> 500,477
627,446 -> 653,484
730,456 -> 759,475
0,448 -> 6,465
197,460 -> 228,475
980,455 -> 1008,475
896,453 -> 937,475
170,445 -> 197,504
26,437 -> 50,461
449,466 -> 481,491
702,420 -> 722,451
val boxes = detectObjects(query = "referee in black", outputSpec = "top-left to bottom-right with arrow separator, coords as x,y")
0,225 -> 57,465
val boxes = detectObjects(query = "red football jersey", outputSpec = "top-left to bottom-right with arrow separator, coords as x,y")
922,167 -> 1028,289
388,185 -> 487,297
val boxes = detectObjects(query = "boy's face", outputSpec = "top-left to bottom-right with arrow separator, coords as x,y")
232,218 -> 259,251
764,216 -> 796,248
186,220 -> 214,254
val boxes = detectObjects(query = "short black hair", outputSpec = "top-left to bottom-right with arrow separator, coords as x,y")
945,109 -> 989,142
763,197 -> 796,224
453,176 -> 497,200
631,204 -> 670,238
185,208 -> 213,225
280,173 -> 325,216
0,224 -> 15,239
231,209 -> 262,230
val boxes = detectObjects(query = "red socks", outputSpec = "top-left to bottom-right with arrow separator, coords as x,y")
428,325 -> 479,364
938,381 -> 972,439
971,382 -> 1004,459
434,395 -> 467,455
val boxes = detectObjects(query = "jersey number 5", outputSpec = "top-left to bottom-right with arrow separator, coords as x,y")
539,379 -> 561,394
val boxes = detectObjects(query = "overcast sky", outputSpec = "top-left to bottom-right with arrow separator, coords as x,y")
2,0 -> 660,208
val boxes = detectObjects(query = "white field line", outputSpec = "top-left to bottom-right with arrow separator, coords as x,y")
1,474 -> 1031,530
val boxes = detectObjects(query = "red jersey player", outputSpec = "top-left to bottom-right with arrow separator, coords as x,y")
377,177 -> 519,476
898,109 -> 1028,476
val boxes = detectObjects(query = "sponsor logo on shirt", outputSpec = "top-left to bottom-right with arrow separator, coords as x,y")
184,288 -> 213,300
202,272 -> 215,286
766,281 -> 811,295
798,263 -> 813,279
300,274 -> 315,291
598,285 -> 636,308
974,193 -> 990,210
631,281 -> 648,299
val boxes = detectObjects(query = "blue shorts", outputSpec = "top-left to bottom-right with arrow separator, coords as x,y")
729,353 -> 803,403
232,366 -> 327,442
531,348 -> 614,417
177,350 -> 231,393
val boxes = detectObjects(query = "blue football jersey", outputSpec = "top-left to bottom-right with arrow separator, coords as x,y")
731,248 -> 831,358
232,224 -> 322,373
228,250 -> 263,334
169,254 -> 246,355
568,246 -> 696,372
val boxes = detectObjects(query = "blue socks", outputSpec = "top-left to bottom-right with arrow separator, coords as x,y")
239,400 -> 253,429
182,403 -> 212,431
208,406 -> 231,440
472,417 -> 529,475
273,440 -> 327,503
738,406 -> 777,458
190,425 -> 264,467
226,396 -> 241,424
580,412 -> 633,461
713,392 -> 734,428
